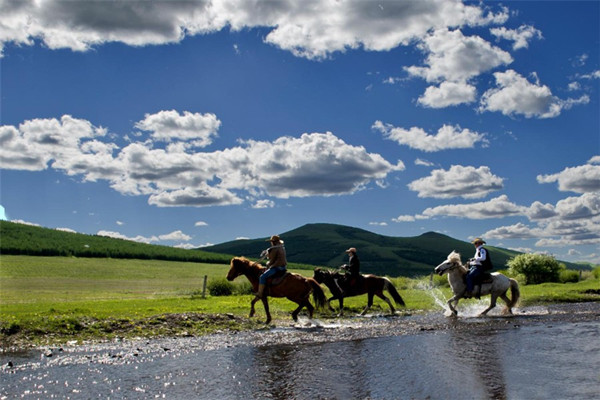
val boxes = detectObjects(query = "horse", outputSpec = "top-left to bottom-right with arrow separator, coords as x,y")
434,251 -> 520,316
313,268 -> 405,316
226,256 -> 326,324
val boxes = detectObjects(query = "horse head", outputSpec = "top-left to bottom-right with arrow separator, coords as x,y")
227,257 -> 262,281
434,251 -> 463,276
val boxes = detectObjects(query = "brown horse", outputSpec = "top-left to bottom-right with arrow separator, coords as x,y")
226,257 -> 326,324
313,268 -> 405,316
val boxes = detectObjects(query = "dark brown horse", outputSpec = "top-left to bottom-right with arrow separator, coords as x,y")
313,268 -> 405,316
227,257 -> 326,324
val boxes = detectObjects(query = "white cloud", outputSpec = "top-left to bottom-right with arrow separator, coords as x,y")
252,199 -> 275,209
479,70 -> 589,118
490,25 -> 542,50
408,165 -> 503,199
405,28 -> 512,83
417,81 -> 477,108
97,230 -> 159,244
537,158 -> 600,193
373,122 -> 488,152
0,0 -> 508,59
415,158 -> 436,167
418,195 -> 524,219
195,221 -> 208,227
134,110 -> 221,147
158,230 -> 192,241
483,222 -> 542,239
1,115 -> 404,208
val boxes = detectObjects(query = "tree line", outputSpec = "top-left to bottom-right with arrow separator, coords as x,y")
0,221 -> 232,264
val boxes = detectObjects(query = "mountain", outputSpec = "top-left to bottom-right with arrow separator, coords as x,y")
0,220 -> 231,264
201,223 -> 525,277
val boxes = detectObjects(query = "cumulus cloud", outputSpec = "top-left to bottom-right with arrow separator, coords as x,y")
417,81 -> 477,108
135,110 -> 221,147
405,28 -> 513,83
483,222 -> 543,239
408,165 -> 504,199
537,157 -> 600,193
373,122 -> 487,152
0,114 -> 404,208
0,0 -> 508,59
479,70 -> 590,118
419,195 -> 524,219
490,25 -> 542,50
481,192 -> 600,246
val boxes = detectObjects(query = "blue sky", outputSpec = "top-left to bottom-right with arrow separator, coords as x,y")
1,0 -> 599,264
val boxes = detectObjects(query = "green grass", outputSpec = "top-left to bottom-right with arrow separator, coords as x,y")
1,255 -> 598,347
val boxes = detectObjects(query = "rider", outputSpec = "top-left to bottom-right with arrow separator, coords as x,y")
256,235 -> 287,299
465,238 -> 492,298
340,247 -> 360,295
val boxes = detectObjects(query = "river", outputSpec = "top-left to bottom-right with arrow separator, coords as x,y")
1,302 -> 599,399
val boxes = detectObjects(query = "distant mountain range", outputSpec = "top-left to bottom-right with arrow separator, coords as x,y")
2,220 -> 583,277
202,223 -> 532,276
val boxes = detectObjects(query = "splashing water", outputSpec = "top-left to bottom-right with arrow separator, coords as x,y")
417,281 -> 451,314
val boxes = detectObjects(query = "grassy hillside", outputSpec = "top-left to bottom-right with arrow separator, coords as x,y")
202,223 -> 578,277
1,221 -> 583,277
0,220 -> 232,264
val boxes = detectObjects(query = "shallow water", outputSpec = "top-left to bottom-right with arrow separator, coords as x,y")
1,303 -> 599,399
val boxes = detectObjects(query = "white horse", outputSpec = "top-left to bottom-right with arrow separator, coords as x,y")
434,251 -> 520,316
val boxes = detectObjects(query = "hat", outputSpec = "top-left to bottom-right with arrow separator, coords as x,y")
345,247 -> 357,253
267,235 -> 283,243
471,238 -> 486,245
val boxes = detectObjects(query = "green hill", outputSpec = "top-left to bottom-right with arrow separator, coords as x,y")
203,223 -> 532,277
0,220 -> 232,264
1,220 -> 583,277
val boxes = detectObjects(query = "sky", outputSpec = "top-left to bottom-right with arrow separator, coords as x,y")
0,0 -> 599,264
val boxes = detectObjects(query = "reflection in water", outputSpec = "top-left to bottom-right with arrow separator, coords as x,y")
446,320 -> 507,400
1,312 -> 599,399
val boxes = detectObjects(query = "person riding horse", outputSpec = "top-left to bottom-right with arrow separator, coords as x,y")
256,235 -> 287,299
340,247 -> 360,296
465,238 -> 493,298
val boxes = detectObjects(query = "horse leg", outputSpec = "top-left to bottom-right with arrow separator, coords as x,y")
360,293 -> 374,315
499,291 -> 513,315
377,292 -> 395,315
261,298 -> 272,324
249,296 -> 260,318
447,295 -> 460,316
479,293 -> 497,316
303,298 -> 315,320
326,296 -> 337,313
337,297 -> 345,317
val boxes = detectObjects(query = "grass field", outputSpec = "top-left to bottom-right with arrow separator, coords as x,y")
1,255 -> 598,347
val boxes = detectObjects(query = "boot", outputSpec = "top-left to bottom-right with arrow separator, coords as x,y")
256,283 -> 266,299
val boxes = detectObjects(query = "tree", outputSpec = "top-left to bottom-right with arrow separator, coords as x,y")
508,253 -> 563,284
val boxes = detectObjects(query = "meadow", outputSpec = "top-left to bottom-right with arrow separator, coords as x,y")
1,255 -> 598,347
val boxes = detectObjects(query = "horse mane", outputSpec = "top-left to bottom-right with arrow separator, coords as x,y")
448,251 -> 469,273
232,256 -> 265,276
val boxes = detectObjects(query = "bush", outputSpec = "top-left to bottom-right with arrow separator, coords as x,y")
593,266 -> 600,280
207,278 -> 234,296
559,269 -> 580,283
507,253 -> 563,284
233,281 -> 254,295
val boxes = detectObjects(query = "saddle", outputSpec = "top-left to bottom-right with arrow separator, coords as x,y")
462,272 -> 493,286
266,270 -> 289,287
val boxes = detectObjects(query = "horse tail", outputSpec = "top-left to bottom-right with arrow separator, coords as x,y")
309,279 -> 327,310
384,278 -> 405,307
507,278 -> 520,308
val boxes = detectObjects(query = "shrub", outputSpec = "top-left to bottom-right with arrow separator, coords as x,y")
207,278 -> 234,296
593,266 -> 600,280
233,281 -> 254,295
507,253 -> 563,284
559,269 -> 580,283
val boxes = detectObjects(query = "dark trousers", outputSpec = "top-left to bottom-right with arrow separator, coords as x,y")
466,266 -> 483,292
